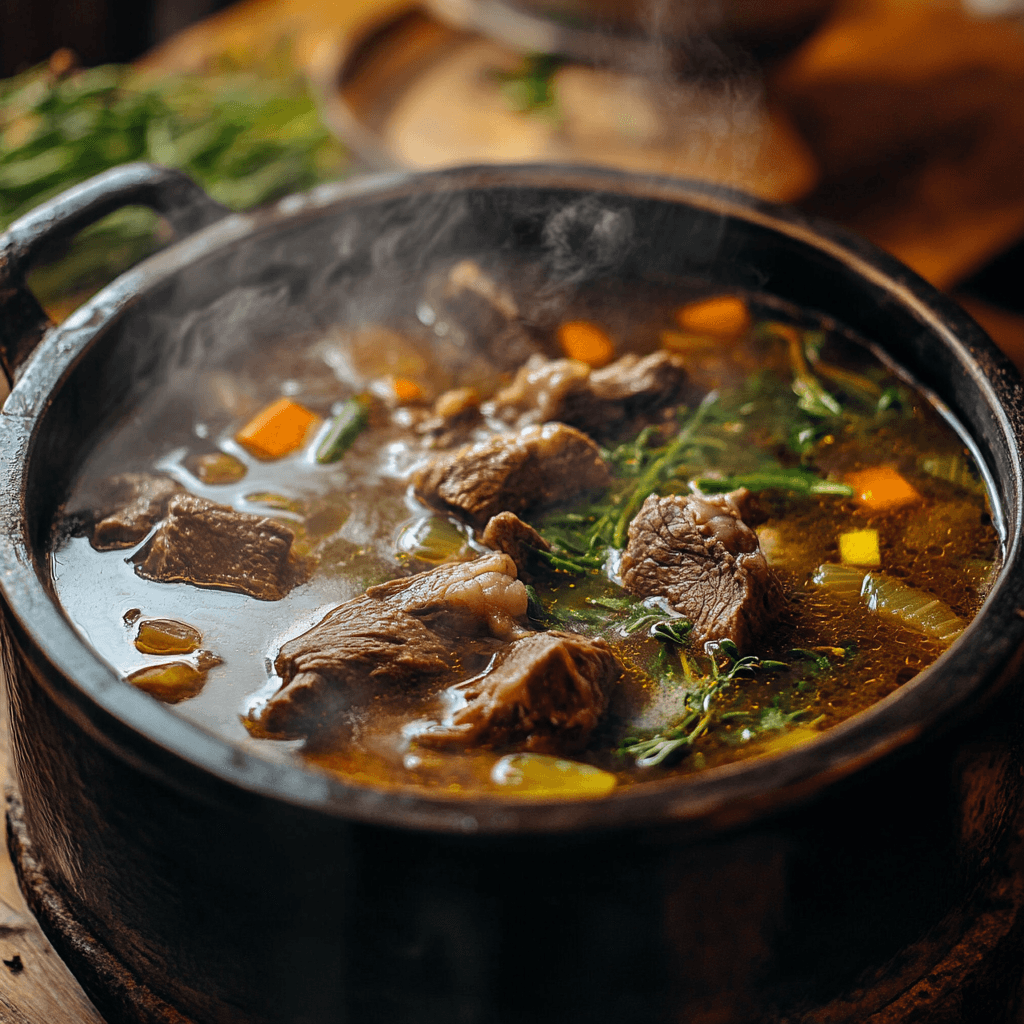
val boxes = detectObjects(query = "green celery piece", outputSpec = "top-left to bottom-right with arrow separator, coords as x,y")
315,399 -> 369,464
695,469 -> 852,497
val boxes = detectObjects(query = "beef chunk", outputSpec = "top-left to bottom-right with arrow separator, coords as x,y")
440,259 -> 540,370
480,511 -> 551,583
415,631 -> 621,753
259,553 -> 530,739
131,494 -> 310,601
485,350 -> 693,440
413,422 -> 611,528
619,491 -> 780,651
89,473 -> 184,551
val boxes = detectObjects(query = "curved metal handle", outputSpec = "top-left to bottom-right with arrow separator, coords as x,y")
0,163 -> 230,386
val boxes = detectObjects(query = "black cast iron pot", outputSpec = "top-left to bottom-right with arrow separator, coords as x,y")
2,163 -> 1024,1024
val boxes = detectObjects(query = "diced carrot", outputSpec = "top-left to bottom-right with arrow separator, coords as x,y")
675,295 -> 750,339
393,377 -> 425,404
846,466 -> 920,512
839,529 -> 881,567
235,397 -> 320,461
556,320 -> 615,367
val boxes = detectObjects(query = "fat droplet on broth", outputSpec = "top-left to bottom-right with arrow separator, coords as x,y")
134,619 -> 204,656
187,451 -> 248,485
126,662 -> 206,703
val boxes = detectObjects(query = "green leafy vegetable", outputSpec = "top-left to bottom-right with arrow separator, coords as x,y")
694,468 -> 852,497
613,391 -> 719,547
494,54 -> 565,115
1,58 -> 348,315
315,398 -> 369,464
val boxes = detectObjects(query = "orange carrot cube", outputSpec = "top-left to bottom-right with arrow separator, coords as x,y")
235,397 -> 320,461
846,466 -> 920,512
392,377 -> 425,404
674,295 -> 750,339
556,320 -> 615,368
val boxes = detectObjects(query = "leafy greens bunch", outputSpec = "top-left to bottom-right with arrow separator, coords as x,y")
0,56 -> 347,314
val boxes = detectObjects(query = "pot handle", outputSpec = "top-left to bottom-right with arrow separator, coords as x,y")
0,162 -> 230,386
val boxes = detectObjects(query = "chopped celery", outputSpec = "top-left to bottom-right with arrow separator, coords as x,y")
811,563 -> 865,598
860,574 -> 966,643
315,398 -> 369,464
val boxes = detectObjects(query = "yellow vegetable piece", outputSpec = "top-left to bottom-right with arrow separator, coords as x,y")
556,320 -> 615,367
393,377 -> 425,403
674,295 -> 750,339
839,529 -> 881,567
490,752 -> 617,799
846,466 -> 920,512
126,662 -> 206,704
235,397 -> 320,461
135,618 -> 202,656
760,726 -> 821,756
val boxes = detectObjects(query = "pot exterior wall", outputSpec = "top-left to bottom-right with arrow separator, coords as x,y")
6,600 -> 1024,1024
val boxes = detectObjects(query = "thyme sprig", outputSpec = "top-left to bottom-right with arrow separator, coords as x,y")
620,640 -> 774,767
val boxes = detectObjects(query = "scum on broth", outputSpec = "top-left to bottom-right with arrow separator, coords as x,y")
50,282 -> 1000,797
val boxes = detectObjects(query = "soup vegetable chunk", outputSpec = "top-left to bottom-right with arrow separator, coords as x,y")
52,275 -> 999,798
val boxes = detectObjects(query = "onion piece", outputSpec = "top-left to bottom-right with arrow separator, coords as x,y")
811,562 -> 865,598
812,564 -> 967,643
860,573 -> 966,642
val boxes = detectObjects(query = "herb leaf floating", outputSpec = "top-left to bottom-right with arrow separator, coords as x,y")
619,641 -> 783,768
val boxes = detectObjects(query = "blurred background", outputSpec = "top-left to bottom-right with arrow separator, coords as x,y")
3,0 -> 1024,364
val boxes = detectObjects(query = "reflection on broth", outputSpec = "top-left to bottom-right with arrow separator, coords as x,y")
51,277 -> 1000,799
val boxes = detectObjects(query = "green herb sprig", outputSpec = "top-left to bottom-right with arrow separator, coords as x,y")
619,640 -> 775,767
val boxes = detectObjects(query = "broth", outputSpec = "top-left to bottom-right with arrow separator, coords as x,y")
51,277 -> 999,799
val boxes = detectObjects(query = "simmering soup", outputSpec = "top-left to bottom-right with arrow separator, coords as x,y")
52,266 -> 999,799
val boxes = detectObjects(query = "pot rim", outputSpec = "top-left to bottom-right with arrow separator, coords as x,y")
3,162 -> 1024,836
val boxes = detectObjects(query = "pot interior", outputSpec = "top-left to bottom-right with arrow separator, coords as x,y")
10,166 -> 1024,832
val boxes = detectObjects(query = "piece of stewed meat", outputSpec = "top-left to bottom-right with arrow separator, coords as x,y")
131,494 -> 310,601
416,630 -> 621,754
260,553 -> 530,739
485,350 -> 693,440
412,422 -> 610,528
619,490 -> 780,651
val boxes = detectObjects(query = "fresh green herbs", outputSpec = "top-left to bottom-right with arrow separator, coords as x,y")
531,329 -> 874,570
1,58 -> 348,314
619,641 -> 784,767
494,54 -> 565,116
315,398 -> 369,464
694,468 -> 853,498
617,639 -> 838,768
611,390 -> 720,547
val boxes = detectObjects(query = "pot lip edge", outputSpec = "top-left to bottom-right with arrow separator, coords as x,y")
2,161 -> 1024,836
